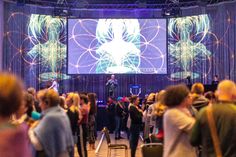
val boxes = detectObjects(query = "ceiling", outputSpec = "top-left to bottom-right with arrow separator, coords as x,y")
6,0 -> 236,9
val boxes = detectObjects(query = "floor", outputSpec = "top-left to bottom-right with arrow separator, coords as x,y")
74,132 -> 143,157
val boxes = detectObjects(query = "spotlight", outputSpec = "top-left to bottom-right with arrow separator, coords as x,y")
162,7 -> 181,17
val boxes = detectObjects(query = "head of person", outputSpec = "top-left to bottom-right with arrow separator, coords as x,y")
154,90 -> 167,117
204,91 -> 216,102
163,84 -> 191,108
156,90 -> 166,104
107,97 -> 114,104
80,94 -> 88,105
66,93 -> 74,108
88,93 -> 97,114
27,87 -> 36,97
59,96 -> 66,109
129,95 -> 139,106
216,80 -> 236,102
191,83 -> 204,95
37,89 -> 59,111
88,93 -> 96,104
0,73 -> 24,119
17,92 -> 34,118
214,75 -> 219,81
147,93 -> 156,104
111,74 -> 115,80
72,93 -> 80,107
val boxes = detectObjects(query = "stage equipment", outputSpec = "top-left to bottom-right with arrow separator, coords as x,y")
130,84 -> 141,96
162,7 -> 181,17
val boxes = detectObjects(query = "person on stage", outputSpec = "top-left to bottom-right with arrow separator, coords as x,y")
211,75 -> 219,85
106,74 -> 118,97
48,78 -> 59,93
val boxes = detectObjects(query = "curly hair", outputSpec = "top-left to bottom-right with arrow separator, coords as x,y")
163,84 -> 190,107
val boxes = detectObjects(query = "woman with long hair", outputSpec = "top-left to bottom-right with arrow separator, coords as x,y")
129,95 -> 143,157
87,93 -> 97,150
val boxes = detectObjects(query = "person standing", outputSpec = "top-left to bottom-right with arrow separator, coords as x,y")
78,94 -> 89,157
212,75 -> 219,85
0,73 -> 32,157
129,95 -> 143,157
191,80 -> 236,157
106,74 -> 118,98
163,84 -> 197,157
66,93 -> 80,157
106,97 -> 116,134
87,93 -> 97,150
115,97 -> 125,140
191,83 -> 209,111
29,89 -> 74,157
48,78 -> 59,93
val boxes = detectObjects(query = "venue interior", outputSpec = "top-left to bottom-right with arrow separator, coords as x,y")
0,0 -> 236,157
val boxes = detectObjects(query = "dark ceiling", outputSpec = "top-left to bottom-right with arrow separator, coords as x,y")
6,0 -> 236,8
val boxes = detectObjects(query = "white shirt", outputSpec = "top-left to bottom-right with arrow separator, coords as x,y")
163,107 -> 197,157
49,81 -> 59,93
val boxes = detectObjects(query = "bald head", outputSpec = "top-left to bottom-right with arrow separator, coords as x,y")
216,80 -> 236,101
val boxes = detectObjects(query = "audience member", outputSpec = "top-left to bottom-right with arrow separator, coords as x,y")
191,83 -> 209,111
66,93 -> 80,157
87,93 -> 97,149
191,80 -> 236,156
129,95 -> 143,157
78,94 -> 89,157
143,93 -> 156,142
27,87 -> 41,113
29,89 -> 74,157
14,92 -> 36,125
59,96 -> 67,110
0,73 -> 32,157
163,84 -> 197,157
204,91 -> 216,103
151,90 -> 166,143
115,97 -> 125,140
106,97 -> 116,133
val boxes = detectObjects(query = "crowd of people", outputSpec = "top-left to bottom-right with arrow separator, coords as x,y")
0,72 -> 97,157
1,71 -> 236,157
105,79 -> 236,157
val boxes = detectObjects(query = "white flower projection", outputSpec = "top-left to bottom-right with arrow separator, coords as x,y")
68,19 -> 167,74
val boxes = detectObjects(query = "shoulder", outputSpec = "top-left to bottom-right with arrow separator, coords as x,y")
129,105 -> 136,110
164,108 -> 193,121
165,108 -> 182,116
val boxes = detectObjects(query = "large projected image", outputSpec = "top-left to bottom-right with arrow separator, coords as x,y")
68,19 -> 167,74
168,14 -> 212,80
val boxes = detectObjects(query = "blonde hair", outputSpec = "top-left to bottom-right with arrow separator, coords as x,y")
147,93 -> 156,103
153,90 -> 166,117
72,93 -> 80,108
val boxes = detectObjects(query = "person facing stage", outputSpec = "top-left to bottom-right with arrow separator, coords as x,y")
106,74 -> 118,97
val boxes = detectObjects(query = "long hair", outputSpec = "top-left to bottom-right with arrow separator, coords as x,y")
88,93 -> 97,115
